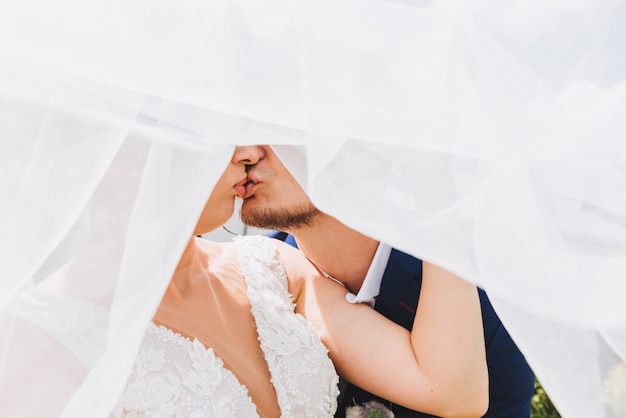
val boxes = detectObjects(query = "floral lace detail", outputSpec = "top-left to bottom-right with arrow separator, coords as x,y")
10,235 -> 339,417
236,235 -> 340,417
123,235 -> 338,417
123,324 -> 258,418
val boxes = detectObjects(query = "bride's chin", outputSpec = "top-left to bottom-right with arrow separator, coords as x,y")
194,215 -> 232,237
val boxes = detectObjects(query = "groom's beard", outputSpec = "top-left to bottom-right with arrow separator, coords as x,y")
240,202 -> 321,231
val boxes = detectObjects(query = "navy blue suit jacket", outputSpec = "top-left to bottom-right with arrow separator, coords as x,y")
268,231 -> 534,418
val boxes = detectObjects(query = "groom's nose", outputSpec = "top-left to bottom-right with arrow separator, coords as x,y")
232,145 -> 266,166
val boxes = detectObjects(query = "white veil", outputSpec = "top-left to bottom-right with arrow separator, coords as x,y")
1,0 -> 624,417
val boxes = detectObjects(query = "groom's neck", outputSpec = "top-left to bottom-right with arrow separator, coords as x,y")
288,214 -> 378,294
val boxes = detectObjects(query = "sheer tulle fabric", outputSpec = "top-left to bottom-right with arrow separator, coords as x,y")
1,0 -> 624,417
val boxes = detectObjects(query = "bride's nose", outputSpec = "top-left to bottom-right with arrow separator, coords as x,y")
232,145 -> 265,166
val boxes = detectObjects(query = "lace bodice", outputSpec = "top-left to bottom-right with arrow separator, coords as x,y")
122,235 -> 339,417
8,236 -> 338,417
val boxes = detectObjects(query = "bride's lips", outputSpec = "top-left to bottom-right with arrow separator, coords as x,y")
233,176 -> 248,198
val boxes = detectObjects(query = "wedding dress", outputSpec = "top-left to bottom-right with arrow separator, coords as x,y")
122,235 -> 339,417
6,236 -> 339,417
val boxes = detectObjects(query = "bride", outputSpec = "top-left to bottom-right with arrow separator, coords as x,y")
122,145 -> 338,417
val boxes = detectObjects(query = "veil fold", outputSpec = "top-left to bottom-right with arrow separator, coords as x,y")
1,0 -> 625,416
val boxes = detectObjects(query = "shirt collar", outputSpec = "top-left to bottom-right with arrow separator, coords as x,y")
344,243 -> 391,306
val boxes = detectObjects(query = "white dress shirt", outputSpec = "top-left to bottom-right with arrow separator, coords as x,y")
344,243 -> 391,307
306,243 -> 391,308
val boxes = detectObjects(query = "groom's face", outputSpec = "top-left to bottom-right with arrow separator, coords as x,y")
241,145 -> 321,231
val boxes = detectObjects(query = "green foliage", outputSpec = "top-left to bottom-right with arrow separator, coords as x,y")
531,379 -> 561,418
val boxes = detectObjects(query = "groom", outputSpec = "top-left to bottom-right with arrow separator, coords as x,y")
240,145 -> 535,418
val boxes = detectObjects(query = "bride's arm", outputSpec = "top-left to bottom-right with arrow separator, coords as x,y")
277,241 -> 488,418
